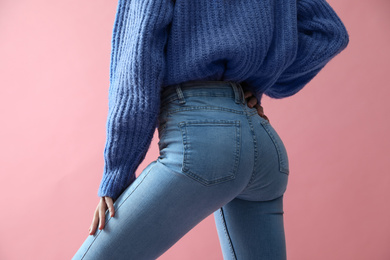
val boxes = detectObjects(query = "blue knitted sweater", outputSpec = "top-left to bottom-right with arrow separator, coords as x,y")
98,0 -> 349,200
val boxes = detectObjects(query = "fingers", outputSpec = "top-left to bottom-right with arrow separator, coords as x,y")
244,90 -> 253,99
243,93 -> 270,123
88,197 -> 115,236
105,197 -> 115,217
89,205 -> 99,235
262,114 -> 270,123
254,104 -> 270,123
247,96 -> 258,108
98,198 -> 106,231
254,104 -> 264,115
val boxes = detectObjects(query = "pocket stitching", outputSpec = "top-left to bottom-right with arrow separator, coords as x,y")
178,120 -> 241,185
260,121 -> 289,175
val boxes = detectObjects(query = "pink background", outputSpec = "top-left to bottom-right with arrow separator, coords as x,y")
1,0 -> 389,259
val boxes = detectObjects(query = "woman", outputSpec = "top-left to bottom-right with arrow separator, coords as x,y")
73,0 -> 349,259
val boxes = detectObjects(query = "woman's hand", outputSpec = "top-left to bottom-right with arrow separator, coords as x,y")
88,196 -> 115,235
244,91 -> 270,122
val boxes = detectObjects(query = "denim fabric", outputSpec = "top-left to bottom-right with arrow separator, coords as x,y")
73,80 -> 289,260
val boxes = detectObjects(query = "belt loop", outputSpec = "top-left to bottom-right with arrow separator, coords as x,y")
229,81 -> 242,104
238,82 -> 246,104
175,83 -> 186,105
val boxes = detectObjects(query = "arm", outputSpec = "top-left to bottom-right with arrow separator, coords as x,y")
98,0 -> 174,201
265,0 -> 349,98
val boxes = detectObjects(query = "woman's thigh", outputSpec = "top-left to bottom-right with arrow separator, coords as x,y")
214,195 -> 287,260
73,160 -> 217,259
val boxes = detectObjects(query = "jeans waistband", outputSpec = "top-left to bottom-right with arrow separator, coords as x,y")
160,80 -> 246,106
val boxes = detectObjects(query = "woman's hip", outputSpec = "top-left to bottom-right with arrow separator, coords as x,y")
157,80 -> 289,201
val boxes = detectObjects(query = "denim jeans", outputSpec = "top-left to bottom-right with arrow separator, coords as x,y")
73,80 -> 289,260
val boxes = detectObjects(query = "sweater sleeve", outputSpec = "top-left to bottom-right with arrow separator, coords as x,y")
98,0 -> 174,201
265,0 -> 349,99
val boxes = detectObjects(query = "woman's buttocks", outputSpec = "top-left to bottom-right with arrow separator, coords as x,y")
236,111 -> 290,201
157,84 -> 256,188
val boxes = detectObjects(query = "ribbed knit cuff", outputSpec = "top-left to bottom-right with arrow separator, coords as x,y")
98,169 -> 137,201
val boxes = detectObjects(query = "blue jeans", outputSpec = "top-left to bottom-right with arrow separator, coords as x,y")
73,80 -> 290,260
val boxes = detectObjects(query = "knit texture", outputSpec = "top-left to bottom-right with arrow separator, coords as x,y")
98,0 -> 349,200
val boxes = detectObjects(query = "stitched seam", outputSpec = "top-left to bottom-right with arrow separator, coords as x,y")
167,106 -> 245,116
80,163 -> 158,259
219,208 -> 237,260
161,93 -> 235,107
242,109 -> 259,188
161,91 -> 237,106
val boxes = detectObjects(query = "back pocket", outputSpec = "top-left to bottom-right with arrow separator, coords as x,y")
177,120 -> 241,185
260,119 -> 290,175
